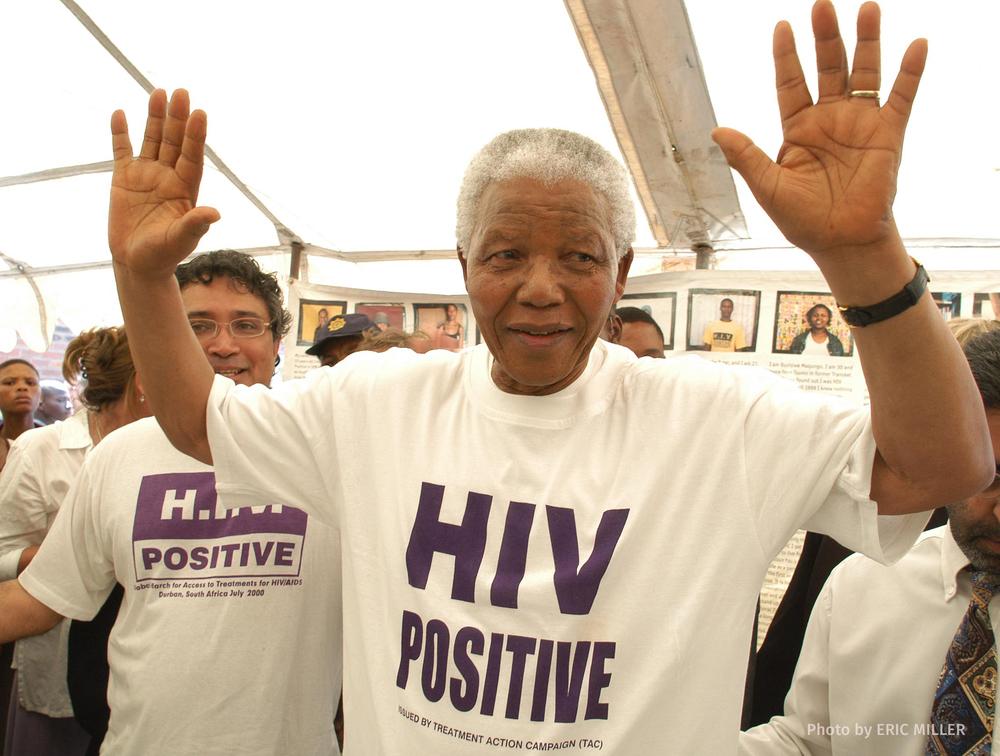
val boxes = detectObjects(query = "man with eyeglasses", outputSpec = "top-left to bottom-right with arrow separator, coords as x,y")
741,327 -> 1000,755
0,250 -> 344,755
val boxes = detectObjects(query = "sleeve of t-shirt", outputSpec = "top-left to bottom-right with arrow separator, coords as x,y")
206,355 -> 386,528
738,580 -> 835,756
742,371 -> 927,564
734,323 -> 747,351
18,459 -> 116,621
0,441 -> 47,580
702,323 -> 713,348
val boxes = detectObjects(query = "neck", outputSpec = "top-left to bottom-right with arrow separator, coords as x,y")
88,398 -> 138,446
1,412 -> 34,441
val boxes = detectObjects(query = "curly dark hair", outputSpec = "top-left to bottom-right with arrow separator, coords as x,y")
175,250 -> 292,340
964,328 -> 1000,410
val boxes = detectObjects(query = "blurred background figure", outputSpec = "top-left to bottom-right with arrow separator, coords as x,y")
306,313 -> 377,367
0,360 -> 41,474
616,306 -> 665,358
789,303 -> 845,356
34,381 -> 72,426
0,327 -> 149,756
372,312 -> 391,332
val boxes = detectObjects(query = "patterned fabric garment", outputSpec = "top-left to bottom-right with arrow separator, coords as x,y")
928,570 -> 1000,755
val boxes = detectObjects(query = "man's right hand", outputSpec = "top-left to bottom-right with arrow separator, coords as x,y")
109,88 -> 220,279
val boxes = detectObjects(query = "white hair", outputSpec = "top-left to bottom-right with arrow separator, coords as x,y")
456,129 -> 636,260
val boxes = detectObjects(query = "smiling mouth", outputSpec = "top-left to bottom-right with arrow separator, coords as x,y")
509,325 -> 571,337
214,368 -> 247,379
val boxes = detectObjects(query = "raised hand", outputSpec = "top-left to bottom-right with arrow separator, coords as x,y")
109,89 -> 220,278
712,1 -> 926,258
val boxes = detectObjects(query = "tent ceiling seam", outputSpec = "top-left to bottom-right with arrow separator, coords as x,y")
0,250 -> 49,344
59,0 -> 303,249
0,161 -> 113,188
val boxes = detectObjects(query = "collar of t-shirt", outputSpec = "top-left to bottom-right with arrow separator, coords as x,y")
467,340 -> 626,428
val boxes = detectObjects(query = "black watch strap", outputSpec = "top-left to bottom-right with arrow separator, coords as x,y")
837,261 -> 930,328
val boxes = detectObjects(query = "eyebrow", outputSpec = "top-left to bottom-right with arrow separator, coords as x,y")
186,310 -> 266,319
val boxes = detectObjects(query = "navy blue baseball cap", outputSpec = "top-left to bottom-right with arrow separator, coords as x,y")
305,313 -> 376,355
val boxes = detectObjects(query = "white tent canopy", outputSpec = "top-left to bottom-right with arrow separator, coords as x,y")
2,1 -> 998,350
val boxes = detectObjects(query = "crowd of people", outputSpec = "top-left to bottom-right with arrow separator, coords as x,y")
0,1 -> 997,754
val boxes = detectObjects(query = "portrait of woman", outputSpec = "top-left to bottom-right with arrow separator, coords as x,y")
431,303 -> 465,350
789,303 -> 846,356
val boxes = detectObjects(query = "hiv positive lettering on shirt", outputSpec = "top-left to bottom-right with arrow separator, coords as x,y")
397,482 -> 627,724
131,472 -> 308,585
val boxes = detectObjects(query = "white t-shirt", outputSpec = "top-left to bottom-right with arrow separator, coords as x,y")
205,340 -> 925,756
19,418 -> 342,756
739,526 -> 982,756
0,410 -> 91,717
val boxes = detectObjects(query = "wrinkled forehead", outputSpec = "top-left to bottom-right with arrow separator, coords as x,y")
471,177 -> 614,247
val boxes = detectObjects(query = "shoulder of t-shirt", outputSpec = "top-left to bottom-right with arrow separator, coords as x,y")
316,345 -> 469,390
618,350 -> 790,397
7,422 -> 60,455
829,525 -> 945,588
86,416 -> 187,467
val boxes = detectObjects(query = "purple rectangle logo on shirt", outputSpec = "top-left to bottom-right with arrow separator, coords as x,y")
131,472 -> 308,582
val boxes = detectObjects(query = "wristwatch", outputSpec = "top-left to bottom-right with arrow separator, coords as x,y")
837,260 -> 929,328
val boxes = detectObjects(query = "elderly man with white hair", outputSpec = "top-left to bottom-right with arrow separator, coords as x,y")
36,2 -> 991,753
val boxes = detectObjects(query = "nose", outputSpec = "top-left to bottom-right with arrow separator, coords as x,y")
515,258 -> 565,308
206,329 -> 240,357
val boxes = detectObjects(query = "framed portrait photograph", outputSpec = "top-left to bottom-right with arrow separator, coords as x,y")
772,291 -> 854,357
356,303 -> 406,333
972,293 -> 1000,319
933,292 -> 961,320
687,289 -> 760,352
413,302 -> 469,351
298,300 -> 347,346
619,292 -> 676,351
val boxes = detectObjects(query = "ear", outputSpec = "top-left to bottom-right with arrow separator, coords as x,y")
614,248 -> 634,302
457,246 -> 469,286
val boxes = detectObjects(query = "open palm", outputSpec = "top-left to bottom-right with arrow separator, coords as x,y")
108,89 -> 219,278
713,1 -> 926,257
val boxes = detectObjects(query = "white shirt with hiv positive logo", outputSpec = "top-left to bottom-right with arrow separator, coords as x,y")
19,417 -> 343,756
203,341 -> 926,756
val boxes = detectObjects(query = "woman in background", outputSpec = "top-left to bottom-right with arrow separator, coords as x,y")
0,327 -> 149,756
789,303 -> 845,356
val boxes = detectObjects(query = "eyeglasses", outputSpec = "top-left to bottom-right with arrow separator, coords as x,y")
188,318 -> 271,340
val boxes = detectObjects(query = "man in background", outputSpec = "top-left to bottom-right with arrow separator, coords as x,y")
34,380 -> 72,425
616,306 -> 665,358
742,326 -> 1000,755
703,297 -> 747,352
0,250 -> 343,755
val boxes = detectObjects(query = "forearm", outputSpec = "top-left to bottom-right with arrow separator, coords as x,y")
0,578 -> 62,644
814,238 -> 992,512
113,263 -> 214,463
